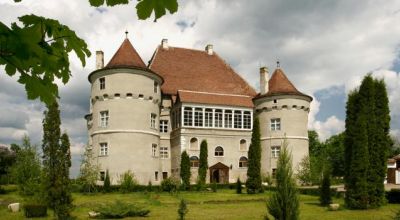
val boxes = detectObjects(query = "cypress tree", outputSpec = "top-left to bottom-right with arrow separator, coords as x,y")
236,178 -> 242,194
246,117 -> 262,194
267,140 -> 299,220
180,151 -> 191,190
104,169 -> 111,192
319,166 -> 332,206
42,101 -> 72,218
198,140 -> 208,188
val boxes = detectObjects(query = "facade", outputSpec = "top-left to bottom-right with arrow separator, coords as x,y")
386,155 -> 400,184
85,37 -> 312,185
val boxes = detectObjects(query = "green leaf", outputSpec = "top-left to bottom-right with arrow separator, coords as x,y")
89,0 -> 105,7
5,64 -> 16,76
136,0 -> 178,21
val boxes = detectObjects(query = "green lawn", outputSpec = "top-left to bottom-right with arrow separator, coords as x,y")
0,187 -> 399,220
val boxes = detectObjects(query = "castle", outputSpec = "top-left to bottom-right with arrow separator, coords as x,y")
85,37 -> 312,185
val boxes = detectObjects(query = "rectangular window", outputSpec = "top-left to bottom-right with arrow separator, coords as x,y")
214,109 -> 223,127
152,144 -> 157,157
205,108 -> 213,127
154,81 -> 158,93
183,107 -> 193,126
160,120 -> 168,133
150,113 -> 157,128
160,146 -> 169,159
155,171 -> 159,181
100,142 -> 108,156
224,110 -> 232,128
99,171 -> 105,181
271,146 -> 281,158
100,111 -> 109,127
234,110 -> 242,129
162,172 -> 168,180
243,111 -> 251,129
194,108 -> 203,127
270,118 -> 281,131
99,77 -> 105,90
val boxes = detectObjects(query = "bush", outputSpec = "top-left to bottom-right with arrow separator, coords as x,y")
94,200 -> 150,218
387,189 -> 400,204
236,178 -> 242,194
211,182 -> 217,192
178,199 -> 188,220
161,177 -> 179,193
24,204 -> 47,218
119,171 -> 138,193
147,181 -> 153,192
394,209 -> 400,220
0,186 -> 6,194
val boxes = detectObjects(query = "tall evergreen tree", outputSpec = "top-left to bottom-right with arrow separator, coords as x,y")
180,151 -> 191,190
198,140 -> 208,187
319,166 -> 332,206
42,101 -> 72,219
79,145 -> 99,193
103,169 -> 111,192
267,140 -> 299,220
246,117 -> 262,194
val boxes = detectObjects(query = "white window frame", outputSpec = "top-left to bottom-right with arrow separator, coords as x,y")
224,110 -> 233,128
205,108 -> 213,127
271,146 -> 281,158
270,118 -> 281,131
183,107 -> 193,126
214,146 -> 224,157
100,142 -> 108,156
243,111 -> 251,129
190,156 -> 199,168
234,110 -> 242,129
99,111 -> 109,127
160,120 -> 168,133
239,156 -> 248,168
214,109 -> 223,128
160,146 -> 169,159
150,113 -> 157,129
194,108 -> 203,127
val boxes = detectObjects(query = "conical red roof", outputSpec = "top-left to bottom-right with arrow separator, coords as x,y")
106,38 -> 146,69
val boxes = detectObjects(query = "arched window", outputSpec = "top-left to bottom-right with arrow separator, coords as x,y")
239,156 -> 248,168
190,138 -> 198,150
190,156 -> 199,167
215,146 -> 224,156
239,139 -> 247,151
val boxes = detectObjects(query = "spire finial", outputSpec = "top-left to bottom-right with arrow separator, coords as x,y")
125,30 -> 128,39
277,60 -> 280,68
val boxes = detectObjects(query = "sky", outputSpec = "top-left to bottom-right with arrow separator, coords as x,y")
0,0 -> 399,177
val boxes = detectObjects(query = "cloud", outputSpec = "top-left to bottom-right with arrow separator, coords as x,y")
311,116 -> 346,141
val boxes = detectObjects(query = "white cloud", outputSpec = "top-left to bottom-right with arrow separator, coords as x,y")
311,116 -> 345,141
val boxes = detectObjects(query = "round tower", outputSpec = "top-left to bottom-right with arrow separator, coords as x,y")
254,67 -> 312,176
87,38 -> 163,184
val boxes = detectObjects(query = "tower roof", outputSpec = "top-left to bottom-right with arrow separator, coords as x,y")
106,38 -> 146,69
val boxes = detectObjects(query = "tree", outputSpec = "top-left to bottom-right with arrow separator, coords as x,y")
267,140 -> 299,220
296,155 -> 313,186
180,151 -> 191,190
324,133 -> 345,177
177,199 -> 188,220
319,167 -> 332,206
104,169 -> 111,192
0,145 -> 16,184
308,130 -> 323,158
10,135 -> 41,196
42,101 -> 72,218
389,136 -> 400,157
246,118 -> 262,194
1,0 -> 178,105
198,140 -> 208,188
236,178 -> 242,194
78,145 -> 99,193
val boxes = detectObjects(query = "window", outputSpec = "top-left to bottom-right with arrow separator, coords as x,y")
154,81 -> 158,93
99,77 -> 105,90
272,169 -> 277,178
273,99 -> 277,103
190,138 -> 198,150
205,108 -> 213,127
160,146 -> 169,159
240,139 -> 247,151
243,111 -> 251,129
183,107 -> 193,126
239,156 -> 248,168
190,156 -> 199,167
194,108 -> 203,127
224,110 -> 232,128
160,120 -> 168,133
150,113 -> 157,128
100,142 -> 108,156
99,171 -> 106,181
271,146 -> 280,158
162,172 -> 168,180
215,146 -> 224,156
114,93 -> 120,98
100,111 -> 109,127
152,144 -> 157,157
234,110 -> 242,128
214,109 -> 223,127
155,171 -> 159,181
270,118 -> 281,131
127,93 -> 133,98
139,94 -> 144,99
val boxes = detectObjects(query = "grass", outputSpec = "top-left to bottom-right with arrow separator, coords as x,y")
0,186 -> 399,219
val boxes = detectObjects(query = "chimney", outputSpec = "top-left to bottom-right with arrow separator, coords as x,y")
260,66 -> 269,95
161,39 -> 168,49
96,51 -> 104,69
205,44 -> 213,55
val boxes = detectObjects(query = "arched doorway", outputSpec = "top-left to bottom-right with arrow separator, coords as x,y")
209,162 -> 229,183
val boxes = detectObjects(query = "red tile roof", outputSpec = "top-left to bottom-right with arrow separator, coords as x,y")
149,46 -> 256,97
178,90 -> 254,108
256,68 -> 312,100
106,38 -> 147,69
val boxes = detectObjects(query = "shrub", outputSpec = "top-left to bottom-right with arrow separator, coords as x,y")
319,168 -> 332,206
119,170 -> 138,193
178,199 -> 188,220
94,200 -> 150,218
24,204 -> 47,218
211,182 -> 217,192
394,209 -> 400,220
0,186 -> 6,194
103,169 -> 111,192
147,181 -> 153,192
236,178 -> 242,194
262,173 -> 274,186
161,177 -> 179,193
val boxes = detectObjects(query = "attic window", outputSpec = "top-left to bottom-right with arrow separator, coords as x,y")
138,94 -> 144,99
292,105 -> 297,109
126,93 -> 133,98
273,99 -> 277,103
114,93 -> 120,99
